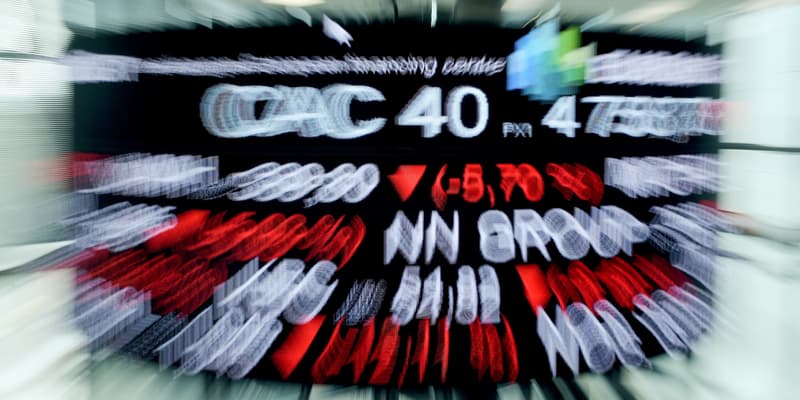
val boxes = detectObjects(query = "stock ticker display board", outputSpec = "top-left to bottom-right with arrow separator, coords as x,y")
67,23 -> 724,385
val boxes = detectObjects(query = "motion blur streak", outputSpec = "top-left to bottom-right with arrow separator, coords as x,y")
585,49 -> 721,86
3,0 -> 800,398
76,154 -> 381,207
63,52 -> 442,81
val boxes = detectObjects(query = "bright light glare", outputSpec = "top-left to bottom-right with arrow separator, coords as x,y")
614,1 -> 695,25
261,0 -> 325,6
501,0 -> 547,12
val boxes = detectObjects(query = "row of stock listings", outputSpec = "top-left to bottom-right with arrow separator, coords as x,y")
60,149 -> 728,383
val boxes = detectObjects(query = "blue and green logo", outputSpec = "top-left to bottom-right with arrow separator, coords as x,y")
507,21 -> 594,102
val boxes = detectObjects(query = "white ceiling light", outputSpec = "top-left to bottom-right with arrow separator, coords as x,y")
285,6 -> 313,25
581,8 -> 614,32
431,0 -> 437,27
614,1 -> 695,25
734,0 -> 795,13
501,0 -> 548,12
262,0 -> 325,7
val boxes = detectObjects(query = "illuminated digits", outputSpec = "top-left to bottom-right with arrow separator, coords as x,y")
275,164 -> 326,202
585,100 -> 622,138
396,86 -> 448,138
228,163 -> 317,201
396,86 -> 489,138
304,163 -> 380,206
586,49 -> 721,86
379,265 -> 501,327
541,96 -> 580,138
496,163 -> 544,202
511,163 -> 544,202
446,86 -> 489,138
390,267 -> 422,326
225,162 -> 380,206
455,266 -> 478,325
427,162 -> 609,208
583,96 -> 721,139
416,267 -> 443,321
477,265 -> 500,324
462,164 -> 484,203
497,164 -> 520,202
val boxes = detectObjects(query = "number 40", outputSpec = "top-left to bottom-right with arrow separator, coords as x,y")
396,86 -> 489,138
398,88 -> 580,139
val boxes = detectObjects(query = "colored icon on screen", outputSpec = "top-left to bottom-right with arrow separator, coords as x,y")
506,21 -> 595,101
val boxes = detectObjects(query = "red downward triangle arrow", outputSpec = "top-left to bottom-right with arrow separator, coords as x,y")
388,165 -> 427,202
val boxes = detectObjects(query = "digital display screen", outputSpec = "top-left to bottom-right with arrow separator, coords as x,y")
68,24 -> 722,385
